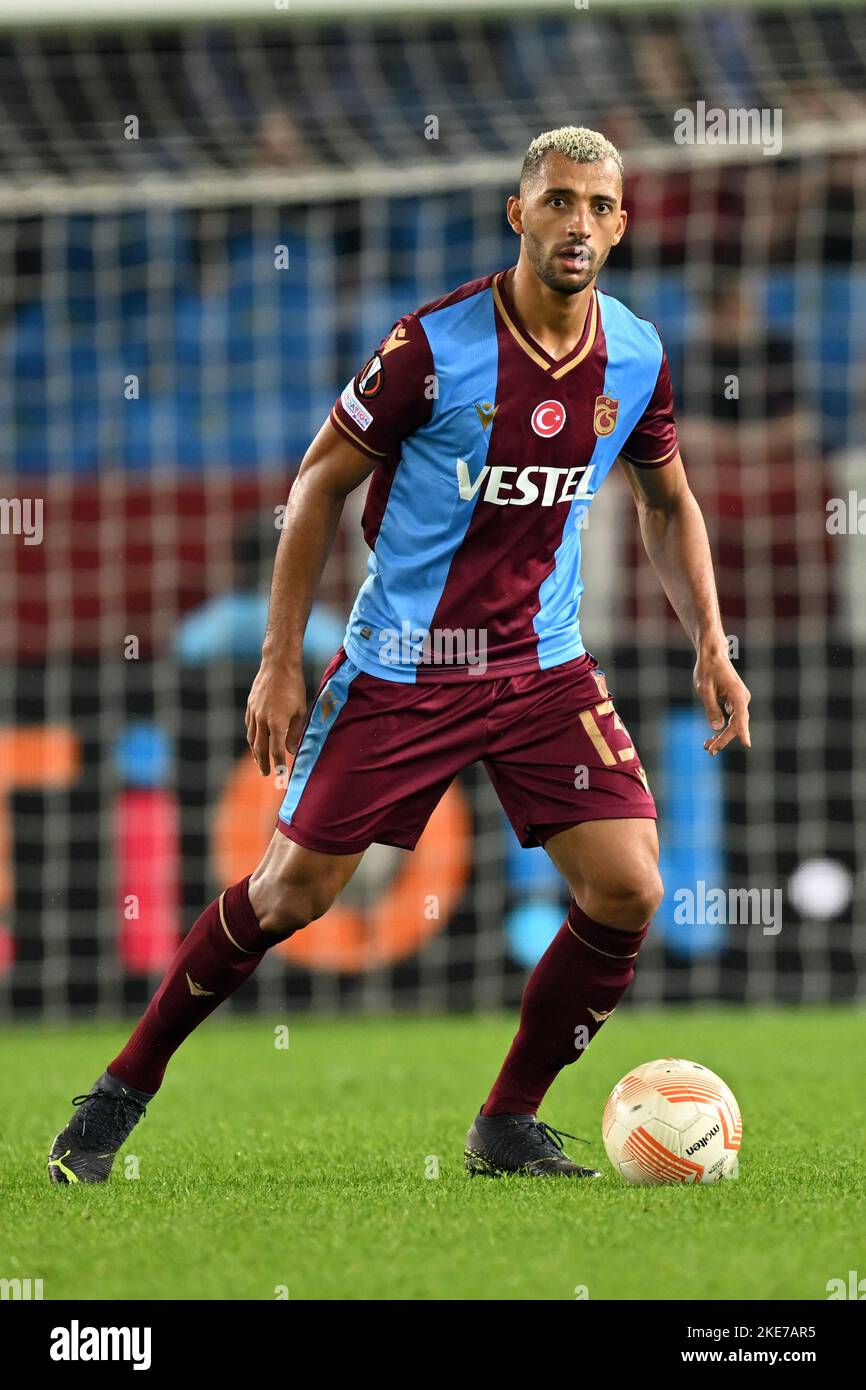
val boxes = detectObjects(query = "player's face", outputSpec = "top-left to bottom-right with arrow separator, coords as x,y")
510,154 -> 627,295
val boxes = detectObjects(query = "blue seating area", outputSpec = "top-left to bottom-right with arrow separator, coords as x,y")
606,266 -> 865,453
3,205 -> 861,474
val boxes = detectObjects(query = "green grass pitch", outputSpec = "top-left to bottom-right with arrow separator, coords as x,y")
3,1007 -> 865,1301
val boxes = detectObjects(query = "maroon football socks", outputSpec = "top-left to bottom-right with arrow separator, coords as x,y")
107,876 -> 272,1097
483,900 -> 649,1117
107,883 -> 647,1109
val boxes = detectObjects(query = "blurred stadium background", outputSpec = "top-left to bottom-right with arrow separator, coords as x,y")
0,0 -> 864,1024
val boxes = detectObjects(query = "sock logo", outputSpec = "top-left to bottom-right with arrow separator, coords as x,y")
186,973 -> 214,997
588,1007 -> 615,1022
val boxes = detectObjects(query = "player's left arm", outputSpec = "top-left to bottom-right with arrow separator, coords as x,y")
620,452 -> 751,756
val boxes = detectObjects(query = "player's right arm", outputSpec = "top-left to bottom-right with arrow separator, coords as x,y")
247,312 -> 433,775
245,418 -> 376,776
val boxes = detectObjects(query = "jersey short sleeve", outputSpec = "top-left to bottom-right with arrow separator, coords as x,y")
329,315 -> 435,460
619,349 -> 680,468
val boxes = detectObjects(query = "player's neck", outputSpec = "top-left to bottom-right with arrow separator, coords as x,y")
506,262 -> 595,362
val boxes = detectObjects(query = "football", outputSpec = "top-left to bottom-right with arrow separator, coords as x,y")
602,1058 -> 742,1185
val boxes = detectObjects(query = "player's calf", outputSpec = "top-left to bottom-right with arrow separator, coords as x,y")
45,840 -> 365,1185
479,896 -> 653,1125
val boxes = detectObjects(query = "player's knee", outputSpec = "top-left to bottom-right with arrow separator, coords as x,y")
254,868 -> 340,942
584,863 -> 663,929
630,871 -> 664,926
620,868 -> 664,927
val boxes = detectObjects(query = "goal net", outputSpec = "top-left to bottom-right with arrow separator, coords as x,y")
1,0 -> 864,1019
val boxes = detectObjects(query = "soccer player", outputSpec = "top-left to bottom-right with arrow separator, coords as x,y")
48,127 -> 750,1184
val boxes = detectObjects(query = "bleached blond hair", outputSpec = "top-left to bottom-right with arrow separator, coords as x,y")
520,126 -> 624,189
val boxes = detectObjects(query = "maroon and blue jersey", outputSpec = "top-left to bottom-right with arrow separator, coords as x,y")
329,267 -> 679,683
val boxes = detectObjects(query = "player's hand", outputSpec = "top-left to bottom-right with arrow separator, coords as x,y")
245,659 -> 308,777
694,646 -> 751,756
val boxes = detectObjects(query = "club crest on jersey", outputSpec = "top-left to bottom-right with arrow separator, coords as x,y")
531,400 -> 566,438
593,394 -> 619,436
357,354 -> 384,399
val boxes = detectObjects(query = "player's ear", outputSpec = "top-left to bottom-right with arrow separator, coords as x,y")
506,193 -> 523,235
612,207 -> 628,245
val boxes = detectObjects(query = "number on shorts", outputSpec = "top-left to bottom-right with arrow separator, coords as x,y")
578,700 -> 636,766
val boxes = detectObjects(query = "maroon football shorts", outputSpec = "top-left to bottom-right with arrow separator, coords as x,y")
276,648 -> 656,854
